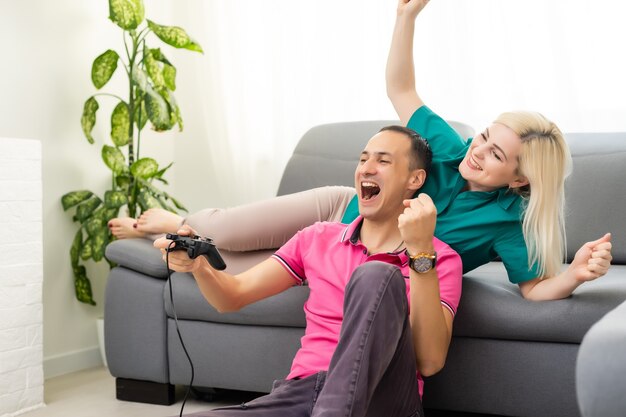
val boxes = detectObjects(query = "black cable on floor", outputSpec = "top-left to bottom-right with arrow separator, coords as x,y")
166,243 -> 195,417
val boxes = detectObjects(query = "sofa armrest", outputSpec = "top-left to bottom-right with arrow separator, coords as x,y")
106,238 -> 169,279
576,299 -> 626,417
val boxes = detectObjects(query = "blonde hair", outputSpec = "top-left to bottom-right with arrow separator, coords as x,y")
494,111 -> 573,278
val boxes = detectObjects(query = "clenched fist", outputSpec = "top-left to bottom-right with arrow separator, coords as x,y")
398,193 -> 437,253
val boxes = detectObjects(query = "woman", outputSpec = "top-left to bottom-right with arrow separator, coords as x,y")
109,0 -> 612,300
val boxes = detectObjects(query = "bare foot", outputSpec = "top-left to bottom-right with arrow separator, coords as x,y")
136,208 -> 184,235
108,217 -> 146,239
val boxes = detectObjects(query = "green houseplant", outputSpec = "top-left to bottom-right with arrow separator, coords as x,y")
62,0 -> 203,305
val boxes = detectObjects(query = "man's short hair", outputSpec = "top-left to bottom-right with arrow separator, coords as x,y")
379,125 -> 432,173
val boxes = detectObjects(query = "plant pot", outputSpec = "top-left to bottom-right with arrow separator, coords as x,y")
96,317 -> 108,367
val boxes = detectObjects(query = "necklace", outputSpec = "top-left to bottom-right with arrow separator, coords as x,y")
359,229 -> 404,254
391,240 -> 405,253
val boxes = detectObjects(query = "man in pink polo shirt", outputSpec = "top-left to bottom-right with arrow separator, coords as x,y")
155,125 -> 462,417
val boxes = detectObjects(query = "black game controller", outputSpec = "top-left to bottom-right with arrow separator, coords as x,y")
165,233 -> 227,271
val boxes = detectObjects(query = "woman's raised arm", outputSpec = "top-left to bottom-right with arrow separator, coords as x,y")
386,0 -> 430,125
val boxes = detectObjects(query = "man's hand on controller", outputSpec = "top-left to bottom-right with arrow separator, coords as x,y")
154,225 -> 203,273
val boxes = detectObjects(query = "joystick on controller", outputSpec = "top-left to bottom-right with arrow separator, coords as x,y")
165,233 -> 227,271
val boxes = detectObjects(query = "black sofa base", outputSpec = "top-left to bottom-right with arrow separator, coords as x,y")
116,377 -> 175,405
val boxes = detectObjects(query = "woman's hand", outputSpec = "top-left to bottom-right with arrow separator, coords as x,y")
388,0 -> 428,124
519,233 -> 613,300
569,233 -> 613,283
397,0 -> 430,20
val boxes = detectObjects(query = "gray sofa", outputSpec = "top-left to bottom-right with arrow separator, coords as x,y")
104,121 -> 626,417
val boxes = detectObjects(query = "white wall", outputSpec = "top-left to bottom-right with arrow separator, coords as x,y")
1,0 -> 625,379
0,138 -> 44,416
0,1 -> 184,378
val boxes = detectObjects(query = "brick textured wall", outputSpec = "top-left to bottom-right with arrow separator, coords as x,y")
0,138 -> 44,416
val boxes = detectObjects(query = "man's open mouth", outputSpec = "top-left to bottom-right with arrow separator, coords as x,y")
361,181 -> 381,201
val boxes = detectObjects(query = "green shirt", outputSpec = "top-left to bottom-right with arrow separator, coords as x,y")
341,106 -> 539,284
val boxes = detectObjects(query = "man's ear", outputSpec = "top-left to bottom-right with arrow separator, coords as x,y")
508,175 -> 529,189
408,169 -> 427,191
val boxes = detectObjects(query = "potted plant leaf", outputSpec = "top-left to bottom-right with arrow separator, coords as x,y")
62,0 -> 203,305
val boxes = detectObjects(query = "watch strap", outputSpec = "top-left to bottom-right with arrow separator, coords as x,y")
407,250 -> 437,273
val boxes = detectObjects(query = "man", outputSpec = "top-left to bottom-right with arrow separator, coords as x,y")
155,125 -> 462,417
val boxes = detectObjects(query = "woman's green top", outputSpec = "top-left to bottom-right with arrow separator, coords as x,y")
341,106 -> 539,283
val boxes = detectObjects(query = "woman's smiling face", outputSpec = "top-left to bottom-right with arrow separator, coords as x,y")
459,123 -> 529,192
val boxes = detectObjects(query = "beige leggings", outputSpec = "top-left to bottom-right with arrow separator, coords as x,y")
183,186 -> 356,251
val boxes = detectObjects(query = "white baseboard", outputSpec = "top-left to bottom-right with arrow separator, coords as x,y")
9,403 -> 46,417
43,346 -> 103,379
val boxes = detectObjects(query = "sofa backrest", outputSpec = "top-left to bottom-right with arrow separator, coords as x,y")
277,121 -> 394,196
277,119 -> 474,195
277,122 -> 626,265
564,132 -> 626,264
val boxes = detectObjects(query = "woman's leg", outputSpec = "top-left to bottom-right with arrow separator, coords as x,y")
185,186 -> 356,251
108,209 -> 183,239
108,217 -> 146,239
136,208 -> 184,234
108,186 -> 356,249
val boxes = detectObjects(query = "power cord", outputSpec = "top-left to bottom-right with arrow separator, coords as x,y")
166,242 -> 195,417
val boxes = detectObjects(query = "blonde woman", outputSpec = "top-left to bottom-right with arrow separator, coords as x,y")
109,0 -> 612,301
377,0 -> 612,300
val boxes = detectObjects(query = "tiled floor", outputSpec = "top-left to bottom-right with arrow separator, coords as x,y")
19,367 -> 497,417
19,367 -> 242,417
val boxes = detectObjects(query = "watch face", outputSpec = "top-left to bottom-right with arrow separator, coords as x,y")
412,256 -> 434,273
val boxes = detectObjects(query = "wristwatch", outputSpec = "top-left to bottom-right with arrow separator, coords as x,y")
407,250 -> 437,274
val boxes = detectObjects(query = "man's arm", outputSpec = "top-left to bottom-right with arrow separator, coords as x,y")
387,0 -> 429,125
408,259 -> 455,376
154,226 -> 296,313
399,194 -> 460,376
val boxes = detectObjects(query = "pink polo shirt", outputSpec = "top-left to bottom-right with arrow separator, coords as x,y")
272,216 -> 463,397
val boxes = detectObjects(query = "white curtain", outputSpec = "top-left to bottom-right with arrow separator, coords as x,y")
173,0 -> 626,208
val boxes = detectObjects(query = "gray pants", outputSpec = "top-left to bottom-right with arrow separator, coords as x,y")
185,262 -> 423,417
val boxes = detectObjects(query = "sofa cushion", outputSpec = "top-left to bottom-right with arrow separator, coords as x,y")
576,300 -> 626,417
106,238 -> 169,279
164,272 -> 308,327
455,262 -> 626,343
